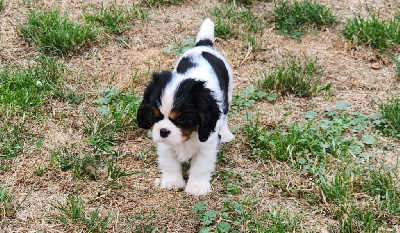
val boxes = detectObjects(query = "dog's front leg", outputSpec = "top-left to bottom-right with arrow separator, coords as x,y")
185,144 -> 217,196
157,143 -> 186,190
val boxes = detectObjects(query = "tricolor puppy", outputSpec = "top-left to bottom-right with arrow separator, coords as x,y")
137,18 -> 234,196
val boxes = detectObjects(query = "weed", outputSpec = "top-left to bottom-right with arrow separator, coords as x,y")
342,11 -> 400,52
245,105 -> 378,171
260,56 -> 329,97
192,198 -> 301,232
231,85 -> 267,112
20,8 -> 97,56
217,167 -> 243,195
49,190 -> 113,232
273,0 -> 336,39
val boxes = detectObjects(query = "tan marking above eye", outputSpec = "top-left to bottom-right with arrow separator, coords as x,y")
169,109 -> 182,120
152,106 -> 162,118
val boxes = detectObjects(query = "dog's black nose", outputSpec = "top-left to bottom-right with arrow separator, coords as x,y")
160,128 -> 171,138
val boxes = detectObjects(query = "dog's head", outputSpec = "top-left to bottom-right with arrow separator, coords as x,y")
137,71 -> 220,144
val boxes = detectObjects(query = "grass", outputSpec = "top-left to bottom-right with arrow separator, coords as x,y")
260,56 -> 330,97
192,198 -> 302,232
140,0 -> 186,7
342,11 -> 400,52
0,0 -> 4,13
207,3 -> 264,51
84,2 -> 149,34
20,8 -> 97,56
0,186 -> 30,219
49,190 -> 113,232
83,86 -> 142,151
273,0 -> 336,39
376,95 -> 400,137
0,57 -> 71,162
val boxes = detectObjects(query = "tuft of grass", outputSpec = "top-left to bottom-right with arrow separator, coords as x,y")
162,37 -> 195,55
0,186 -> 30,219
20,8 -> 97,56
106,158 -> 141,183
375,95 -> 400,137
342,12 -> 400,52
260,56 -> 329,97
84,3 -> 149,34
0,0 -> 4,13
336,205 -> 383,233
140,0 -> 186,7
207,4 -> 264,51
49,190 -> 113,232
273,0 -> 336,39
83,86 -> 142,151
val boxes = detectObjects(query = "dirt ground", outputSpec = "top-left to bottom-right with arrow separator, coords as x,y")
1,0 -> 400,232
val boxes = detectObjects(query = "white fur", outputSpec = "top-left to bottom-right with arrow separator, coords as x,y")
154,18 -> 234,196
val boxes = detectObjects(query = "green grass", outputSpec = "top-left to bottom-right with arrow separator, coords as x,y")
192,198 -> 302,232
260,56 -> 330,97
245,103 -> 376,168
273,0 -> 336,39
342,12 -> 400,52
84,3 -> 148,34
0,57 -> 71,162
0,0 -> 4,13
83,86 -> 142,151
376,95 -> 400,137
207,3 -> 264,51
0,186 -> 30,219
49,190 -> 113,232
20,8 -> 97,56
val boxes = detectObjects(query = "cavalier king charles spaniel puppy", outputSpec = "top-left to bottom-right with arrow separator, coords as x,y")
137,18 -> 234,196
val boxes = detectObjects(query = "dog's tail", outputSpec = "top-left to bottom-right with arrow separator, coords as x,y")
195,18 -> 214,47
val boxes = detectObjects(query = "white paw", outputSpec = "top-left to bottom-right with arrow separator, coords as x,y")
185,181 -> 211,196
160,177 -> 186,190
220,130 -> 234,143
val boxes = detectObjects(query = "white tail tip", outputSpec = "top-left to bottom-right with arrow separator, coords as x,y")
195,18 -> 214,43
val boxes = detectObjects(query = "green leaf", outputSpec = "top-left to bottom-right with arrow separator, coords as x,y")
200,211 -> 216,226
199,227 -> 212,233
335,102 -> 350,110
266,92 -> 278,101
362,134 -> 375,145
98,105 -> 110,115
304,111 -> 317,120
217,221 -> 231,233
192,201 -> 207,212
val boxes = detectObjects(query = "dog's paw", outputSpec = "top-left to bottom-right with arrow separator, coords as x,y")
185,181 -> 211,196
160,178 -> 186,190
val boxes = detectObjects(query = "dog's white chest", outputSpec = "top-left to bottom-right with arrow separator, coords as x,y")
172,140 -> 199,162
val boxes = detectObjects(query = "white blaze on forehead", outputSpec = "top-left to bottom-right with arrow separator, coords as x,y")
159,81 -> 177,117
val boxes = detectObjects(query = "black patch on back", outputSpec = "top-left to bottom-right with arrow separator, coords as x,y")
195,39 -> 213,47
201,52 -> 229,114
176,56 -> 196,74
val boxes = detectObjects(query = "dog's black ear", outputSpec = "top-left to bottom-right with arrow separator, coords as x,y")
137,71 -> 172,129
196,84 -> 220,142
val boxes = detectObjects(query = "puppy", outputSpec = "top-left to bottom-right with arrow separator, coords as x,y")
137,18 -> 234,196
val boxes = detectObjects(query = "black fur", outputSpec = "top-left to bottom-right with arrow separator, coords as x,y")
176,56 -> 196,74
137,71 -> 172,129
173,79 -> 220,142
195,39 -> 213,47
201,52 -> 229,114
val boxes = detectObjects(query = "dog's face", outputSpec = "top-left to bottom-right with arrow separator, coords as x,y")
137,71 -> 220,145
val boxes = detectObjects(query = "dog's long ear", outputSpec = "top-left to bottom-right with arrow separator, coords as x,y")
196,83 -> 220,142
137,71 -> 172,129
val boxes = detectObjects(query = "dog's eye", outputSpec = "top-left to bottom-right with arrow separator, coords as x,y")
176,115 -> 186,122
